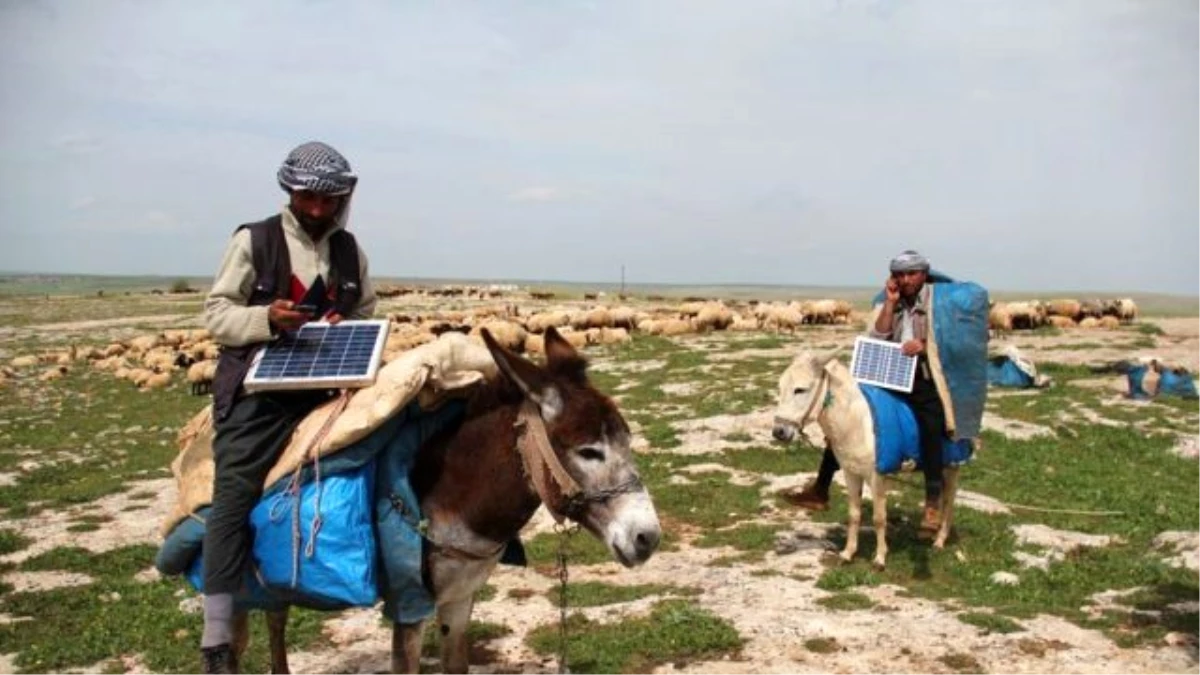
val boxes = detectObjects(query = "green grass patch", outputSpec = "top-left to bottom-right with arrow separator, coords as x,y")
548,581 -> 701,607
816,565 -> 884,591
524,531 -> 614,568
475,584 -> 497,602
421,620 -> 511,658
722,445 -> 801,475
649,472 -> 765,529
0,544 -> 328,673
526,599 -> 743,673
803,636 -> 840,653
939,651 -> 984,673
1135,323 -> 1165,336
816,592 -> 875,611
694,523 -> 783,554
0,529 -> 32,556
958,612 -> 1025,634
65,522 -> 101,533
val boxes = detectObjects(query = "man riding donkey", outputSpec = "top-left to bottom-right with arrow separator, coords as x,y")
786,250 -> 950,538
199,141 -> 377,673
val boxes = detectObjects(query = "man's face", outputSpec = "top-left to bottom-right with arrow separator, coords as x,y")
892,269 -> 927,299
289,190 -> 345,232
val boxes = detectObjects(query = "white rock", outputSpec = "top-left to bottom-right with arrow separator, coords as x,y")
990,571 -> 1020,586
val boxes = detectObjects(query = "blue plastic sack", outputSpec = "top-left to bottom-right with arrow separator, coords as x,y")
1126,365 -> 1152,400
252,461 -> 378,607
860,384 -> 974,474
180,461 -> 378,609
929,282 -> 989,439
1156,369 -> 1199,399
987,358 -> 1034,388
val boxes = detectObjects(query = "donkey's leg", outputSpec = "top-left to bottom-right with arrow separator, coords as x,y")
934,467 -> 959,550
391,621 -> 425,674
265,607 -> 290,674
840,473 -> 864,563
229,611 -> 249,674
870,473 -> 889,570
437,598 -> 476,675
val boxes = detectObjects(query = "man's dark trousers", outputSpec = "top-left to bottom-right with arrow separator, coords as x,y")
905,358 -> 945,504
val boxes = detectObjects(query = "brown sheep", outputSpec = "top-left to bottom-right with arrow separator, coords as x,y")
186,360 -> 219,396
1046,316 -> 1077,329
1045,299 -> 1082,320
39,365 -> 68,382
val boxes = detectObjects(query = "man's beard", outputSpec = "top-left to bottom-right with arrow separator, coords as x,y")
294,210 -> 339,239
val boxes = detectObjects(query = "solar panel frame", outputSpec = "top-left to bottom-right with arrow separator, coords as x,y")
850,336 -> 917,393
243,319 -> 390,393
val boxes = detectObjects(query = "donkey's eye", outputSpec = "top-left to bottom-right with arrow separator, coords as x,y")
793,387 -> 808,395
578,446 -> 606,462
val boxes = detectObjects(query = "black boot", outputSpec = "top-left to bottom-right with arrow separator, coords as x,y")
201,644 -> 237,674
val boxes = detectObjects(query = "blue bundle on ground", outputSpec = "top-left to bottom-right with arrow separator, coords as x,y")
987,357 -> 1035,388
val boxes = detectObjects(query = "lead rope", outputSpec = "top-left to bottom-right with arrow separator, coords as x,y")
555,522 -> 578,675
284,391 -> 351,588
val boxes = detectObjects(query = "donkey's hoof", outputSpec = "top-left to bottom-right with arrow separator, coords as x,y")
838,553 -> 854,565
871,560 -> 886,572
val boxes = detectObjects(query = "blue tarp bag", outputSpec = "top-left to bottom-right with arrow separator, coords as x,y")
251,461 -> 378,607
1127,365 -> 1152,400
987,358 -> 1034,388
860,384 -> 974,474
929,281 -> 989,439
177,461 -> 378,609
1157,369 -> 1199,399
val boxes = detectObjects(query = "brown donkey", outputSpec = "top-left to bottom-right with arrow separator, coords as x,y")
232,326 -> 662,673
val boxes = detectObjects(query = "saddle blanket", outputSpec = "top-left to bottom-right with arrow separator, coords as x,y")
859,383 -> 973,475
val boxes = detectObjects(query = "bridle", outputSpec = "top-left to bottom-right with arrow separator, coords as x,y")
514,401 -> 643,523
774,367 -> 831,438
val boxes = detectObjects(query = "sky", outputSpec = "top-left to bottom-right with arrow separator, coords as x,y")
0,0 -> 1196,294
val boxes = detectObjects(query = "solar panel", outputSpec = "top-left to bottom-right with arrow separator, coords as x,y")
243,319 -> 390,393
850,336 -> 917,393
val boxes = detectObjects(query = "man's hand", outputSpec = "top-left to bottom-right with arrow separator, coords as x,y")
325,312 -> 344,325
901,339 -> 924,356
268,300 -> 311,332
884,277 -> 900,304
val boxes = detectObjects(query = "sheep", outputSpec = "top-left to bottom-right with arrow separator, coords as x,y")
694,303 -> 734,331
801,299 -> 840,325
729,314 -> 761,332
524,334 -> 545,355
186,361 -> 219,396
127,368 -> 156,388
1115,298 -> 1139,324
585,308 -> 614,330
1078,317 -> 1101,329
141,371 -> 172,391
1046,316 -> 1077,329
1045,299 -> 1082,320
1097,316 -> 1121,330
658,318 -> 693,337
39,365 -> 68,382
103,343 -> 127,358
597,327 -> 631,345
761,304 -> 803,333
988,304 -> 1013,335
1078,299 -> 1105,320
609,307 -> 638,330
470,321 -> 527,352
1004,301 -> 1045,330
127,335 -> 160,354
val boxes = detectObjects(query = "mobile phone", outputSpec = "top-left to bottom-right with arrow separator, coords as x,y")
294,304 -> 319,315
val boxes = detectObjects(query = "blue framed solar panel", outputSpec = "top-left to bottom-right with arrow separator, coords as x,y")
850,336 -> 917,393
244,319 -> 390,393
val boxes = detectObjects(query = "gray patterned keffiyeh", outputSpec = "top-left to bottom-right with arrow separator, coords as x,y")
277,141 -> 358,196
889,250 -> 930,273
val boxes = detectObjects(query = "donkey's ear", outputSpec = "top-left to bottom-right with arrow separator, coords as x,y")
542,326 -> 588,383
821,347 -> 845,368
481,328 -> 565,422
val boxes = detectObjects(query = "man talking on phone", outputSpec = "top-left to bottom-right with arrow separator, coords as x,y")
198,141 -> 377,673
786,250 -> 947,538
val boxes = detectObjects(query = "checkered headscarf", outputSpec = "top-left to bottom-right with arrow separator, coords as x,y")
889,250 -> 930,273
277,141 -> 358,196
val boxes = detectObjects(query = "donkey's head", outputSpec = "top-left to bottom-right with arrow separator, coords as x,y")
772,349 -> 841,444
481,326 -> 661,567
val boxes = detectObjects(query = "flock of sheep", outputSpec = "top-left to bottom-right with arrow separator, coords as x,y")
1,295 -> 857,393
1,288 -> 1142,393
989,297 -> 1139,332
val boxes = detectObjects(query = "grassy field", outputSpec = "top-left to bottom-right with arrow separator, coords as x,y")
0,292 -> 1196,673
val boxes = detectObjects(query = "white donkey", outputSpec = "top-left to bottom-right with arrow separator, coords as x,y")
772,350 -> 960,570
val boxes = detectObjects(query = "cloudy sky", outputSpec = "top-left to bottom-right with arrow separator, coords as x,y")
1,0 -> 1196,294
